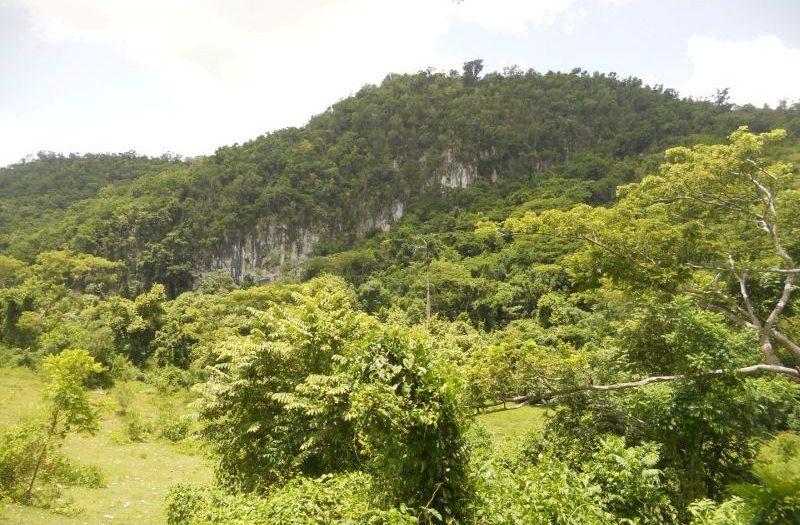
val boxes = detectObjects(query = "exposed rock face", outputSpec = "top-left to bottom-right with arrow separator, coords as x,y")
209,221 -> 322,283
210,153 -> 484,283
437,151 -> 477,189
361,200 -> 405,235
209,199 -> 407,283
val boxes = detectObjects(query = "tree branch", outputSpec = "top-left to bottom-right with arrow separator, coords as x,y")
479,364 -> 800,412
769,328 -> 800,359
686,263 -> 800,275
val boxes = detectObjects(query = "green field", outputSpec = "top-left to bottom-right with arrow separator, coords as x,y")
0,365 -> 550,524
476,406 -> 548,445
0,367 -> 211,525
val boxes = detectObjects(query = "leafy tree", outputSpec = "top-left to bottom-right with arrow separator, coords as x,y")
508,127 -> 799,366
26,349 -> 103,500
196,276 -> 471,520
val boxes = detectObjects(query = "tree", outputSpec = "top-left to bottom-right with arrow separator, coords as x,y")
26,349 -> 103,500
411,234 -> 445,322
462,59 -> 484,85
506,127 -> 800,370
196,276 -> 471,520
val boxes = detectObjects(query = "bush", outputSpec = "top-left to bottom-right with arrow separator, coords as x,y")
119,410 -> 152,443
112,380 -> 135,415
165,473 -> 420,525
471,453 -> 616,525
0,423 -> 44,502
0,345 -> 36,368
688,498 -> 750,525
196,278 -> 473,520
0,423 -> 105,506
107,354 -> 141,383
469,432 -> 676,524
146,365 -> 196,394
732,432 -> 800,524
58,462 -> 107,489
158,412 -> 193,442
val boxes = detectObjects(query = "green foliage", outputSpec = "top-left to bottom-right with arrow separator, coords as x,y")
196,276 -> 472,520
5,349 -> 107,503
119,410 -> 153,443
730,432 -> 800,524
583,436 -> 676,523
42,348 -> 105,436
0,422 -> 106,505
688,497 -> 751,525
157,411 -> 193,442
470,432 -> 677,524
0,423 -> 48,501
58,462 -> 107,489
165,473 -> 419,525
1,70 -> 800,523
546,297 -> 798,509
3,69 -> 796,298
197,271 -> 237,295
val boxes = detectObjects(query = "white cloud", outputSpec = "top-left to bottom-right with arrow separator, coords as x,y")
454,0 -> 576,34
0,0 -> 461,166
680,35 -> 800,107
596,0 -> 637,5
0,111 -> 39,164
0,0 -> 588,166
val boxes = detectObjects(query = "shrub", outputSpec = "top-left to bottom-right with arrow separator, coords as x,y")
165,473 -> 419,525
112,380 -> 135,415
469,432 -> 676,524
122,410 -> 152,442
107,353 -> 141,383
146,365 -> 196,394
0,423 -> 45,502
158,412 -> 193,442
58,462 -> 107,489
732,432 -> 800,524
0,423 -> 105,506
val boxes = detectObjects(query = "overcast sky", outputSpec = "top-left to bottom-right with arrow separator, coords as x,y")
1,0 -> 798,167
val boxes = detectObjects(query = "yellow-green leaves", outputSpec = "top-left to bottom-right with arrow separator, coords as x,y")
42,348 -> 104,435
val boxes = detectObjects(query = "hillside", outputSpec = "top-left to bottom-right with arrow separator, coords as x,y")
2,64 -> 799,298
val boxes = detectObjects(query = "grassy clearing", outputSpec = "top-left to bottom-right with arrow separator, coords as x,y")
3,368 -> 548,521
476,406 -> 548,445
0,367 -> 212,524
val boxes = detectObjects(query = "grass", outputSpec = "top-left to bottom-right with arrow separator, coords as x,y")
476,406 -> 548,445
0,366 -> 212,524
4,366 -> 548,521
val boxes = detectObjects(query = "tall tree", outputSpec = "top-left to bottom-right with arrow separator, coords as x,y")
509,127 -> 799,367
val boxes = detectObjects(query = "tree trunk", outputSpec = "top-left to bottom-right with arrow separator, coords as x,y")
426,264 -> 431,323
26,409 -> 58,501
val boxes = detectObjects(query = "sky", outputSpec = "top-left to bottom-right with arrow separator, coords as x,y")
0,0 -> 799,167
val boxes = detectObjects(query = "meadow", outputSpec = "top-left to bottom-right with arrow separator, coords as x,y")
0,366 -> 543,524
0,368 -> 211,524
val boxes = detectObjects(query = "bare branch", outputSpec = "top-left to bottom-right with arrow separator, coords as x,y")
478,364 -> 800,412
770,329 -> 800,359
765,273 -> 797,331
694,300 -> 758,331
728,255 -> 760,327
686,263 -> 800,275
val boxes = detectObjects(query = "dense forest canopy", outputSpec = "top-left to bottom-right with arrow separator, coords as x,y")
1,64 -> 800,524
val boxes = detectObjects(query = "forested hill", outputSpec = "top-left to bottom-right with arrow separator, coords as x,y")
2,64 -> 799,297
